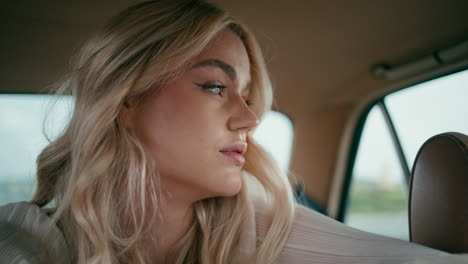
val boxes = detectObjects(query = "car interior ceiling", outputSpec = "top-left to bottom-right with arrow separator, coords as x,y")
1,0 -> 468,213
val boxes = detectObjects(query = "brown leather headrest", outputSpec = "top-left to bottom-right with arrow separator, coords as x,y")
409,132 -> 468,253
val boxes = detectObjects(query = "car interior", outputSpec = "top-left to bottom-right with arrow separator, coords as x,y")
1,0 -> 467,255
409,132 -> 468,253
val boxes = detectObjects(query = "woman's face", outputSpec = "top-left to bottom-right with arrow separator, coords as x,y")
128,29 -> 258,202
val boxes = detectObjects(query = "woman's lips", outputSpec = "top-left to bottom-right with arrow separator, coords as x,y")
220,151 -> 245,166
219,141 -> 247,166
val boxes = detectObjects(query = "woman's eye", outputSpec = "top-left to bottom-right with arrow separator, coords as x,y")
194,82 -> 226,96
244,99 -> 252,106
205,85 -> 226,95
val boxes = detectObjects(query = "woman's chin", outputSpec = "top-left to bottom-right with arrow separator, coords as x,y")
209,176 -> 243,198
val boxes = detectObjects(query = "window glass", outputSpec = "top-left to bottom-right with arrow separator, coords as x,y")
253,111 -> 294,174
0,94 -> 294,205
345,106 -> 409,240
385,69 -> 468,168
345,69 -> 468,240
0,95 -> 71,206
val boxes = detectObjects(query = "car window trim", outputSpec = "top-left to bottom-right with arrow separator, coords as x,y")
377,100 -> 411,184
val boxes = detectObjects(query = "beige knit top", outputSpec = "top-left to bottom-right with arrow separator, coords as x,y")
1,202 -> 467,264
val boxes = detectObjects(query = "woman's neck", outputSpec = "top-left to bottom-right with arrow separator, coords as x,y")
150,198 -> 194,263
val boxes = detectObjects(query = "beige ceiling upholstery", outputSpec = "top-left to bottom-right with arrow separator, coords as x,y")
2,0 -> 467,111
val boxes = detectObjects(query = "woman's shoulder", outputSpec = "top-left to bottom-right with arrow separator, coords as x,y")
280,204 -> 468,263
0,201 -> 51,224
0,202 -> 70,264
253,202 -> 468,263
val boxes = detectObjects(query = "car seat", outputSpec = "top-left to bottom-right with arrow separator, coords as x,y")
409,132 -> 468,253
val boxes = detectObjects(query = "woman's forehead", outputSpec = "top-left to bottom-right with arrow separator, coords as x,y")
193,30 -> 251,85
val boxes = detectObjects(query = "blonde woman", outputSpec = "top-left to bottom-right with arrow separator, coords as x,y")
0,1 -> 467,264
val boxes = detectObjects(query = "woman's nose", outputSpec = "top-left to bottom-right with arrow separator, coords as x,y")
227,96 -> 259,133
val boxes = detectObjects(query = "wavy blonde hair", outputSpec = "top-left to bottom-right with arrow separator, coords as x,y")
32,1 -> 296,263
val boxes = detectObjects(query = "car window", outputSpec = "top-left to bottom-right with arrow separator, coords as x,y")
343,68 -> 468,240
0,95 -> 71,206
253,111 -> 294,175
345,106 -> 409,240
0,94 -> 294,206
385,69 -> 468,168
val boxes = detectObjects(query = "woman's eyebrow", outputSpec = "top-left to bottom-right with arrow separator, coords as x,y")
192,58 -> 237,81
192,58 -> 252,93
